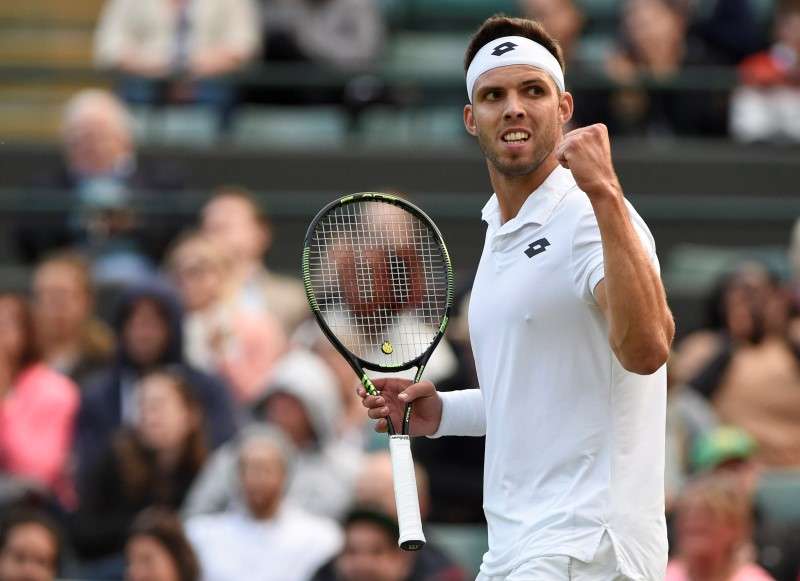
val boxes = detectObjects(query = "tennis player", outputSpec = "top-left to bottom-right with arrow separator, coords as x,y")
360,15 -> 675,581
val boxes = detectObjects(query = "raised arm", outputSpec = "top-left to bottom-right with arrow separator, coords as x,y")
557,124 -> 674,375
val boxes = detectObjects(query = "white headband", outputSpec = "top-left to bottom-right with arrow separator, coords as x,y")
466,36 -> 565,102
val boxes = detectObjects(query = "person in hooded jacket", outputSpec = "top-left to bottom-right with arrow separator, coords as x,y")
183,348 -> 363,520
74,280 -> 238,489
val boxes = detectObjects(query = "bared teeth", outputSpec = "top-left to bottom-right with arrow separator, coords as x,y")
503,131 -> 530,142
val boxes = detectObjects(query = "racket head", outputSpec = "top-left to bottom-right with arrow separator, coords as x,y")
302,192 -> 454,378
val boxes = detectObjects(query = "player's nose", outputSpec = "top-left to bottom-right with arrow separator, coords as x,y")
503,92 -> 526,120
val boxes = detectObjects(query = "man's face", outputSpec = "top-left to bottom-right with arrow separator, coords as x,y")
464,65 -> 571,178
335,522 -> 408,581
63,106 -> 131,177
122,299 -> 171,368
201,197 -> 268,263
0,523 -> 58,581
262,392 -> 315,448
239,439 -> 286,519
33,263 -> 91,340
125,535 -> 180,581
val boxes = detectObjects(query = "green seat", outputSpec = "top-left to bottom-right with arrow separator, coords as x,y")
359,106 -> 466,146
755,469 -> 800,525
386,33 -> 470,75
427,523 -> 488,577
231,106 -> 347,148
136,106 -> 218,146
405,0 -> 519,30
663,243 -> 788,295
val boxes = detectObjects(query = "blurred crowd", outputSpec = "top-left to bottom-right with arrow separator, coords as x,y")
0,84 -> 799,581
2,1 -> 800,581
76,0 -> 800,141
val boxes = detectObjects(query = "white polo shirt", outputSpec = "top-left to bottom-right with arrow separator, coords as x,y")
434,165 -> 667,580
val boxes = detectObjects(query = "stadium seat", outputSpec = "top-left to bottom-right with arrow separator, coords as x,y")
359,106 -> 467,145
427,524 -> 488,577
663,243 -> 788,295
755,469 -> 800,526
386,33 -> 470,76
136,106 -> 219,146
231,107 -> 348,148
403,0 -> 519,30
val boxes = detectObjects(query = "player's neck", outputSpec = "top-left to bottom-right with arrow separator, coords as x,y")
489,156 -> 560,224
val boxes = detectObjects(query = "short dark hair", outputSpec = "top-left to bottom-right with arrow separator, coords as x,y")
128,508 -> 200,581
464,15 -> 565,75
0,508 -> 63,575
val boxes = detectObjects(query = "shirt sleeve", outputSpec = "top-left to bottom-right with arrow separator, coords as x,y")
428,389 -> 486,438
570,199 -> 660,304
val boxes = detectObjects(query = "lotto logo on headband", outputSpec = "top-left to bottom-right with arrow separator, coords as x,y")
492,42 -> 518,56
466,35 -> 566,101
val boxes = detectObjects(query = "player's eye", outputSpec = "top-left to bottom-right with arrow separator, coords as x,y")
483,90 -> 500,101
528,85 -> 545,96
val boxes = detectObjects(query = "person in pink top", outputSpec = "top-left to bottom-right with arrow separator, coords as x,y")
666,474 -> 775,581
0,292 -> 79,507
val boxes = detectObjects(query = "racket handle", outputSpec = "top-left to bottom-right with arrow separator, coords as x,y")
388,435 -> 426,551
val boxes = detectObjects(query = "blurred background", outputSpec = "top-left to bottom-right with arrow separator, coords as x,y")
0,0 -> 799,580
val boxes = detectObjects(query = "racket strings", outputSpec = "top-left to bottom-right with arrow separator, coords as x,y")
308,200 -> 449,367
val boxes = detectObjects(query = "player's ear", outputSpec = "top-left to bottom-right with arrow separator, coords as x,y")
463,104 -> 478,137
559,91 -> 574,126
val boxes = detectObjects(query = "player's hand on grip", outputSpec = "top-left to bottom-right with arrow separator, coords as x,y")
555,123 -> 622,201
357,378 -> 442,437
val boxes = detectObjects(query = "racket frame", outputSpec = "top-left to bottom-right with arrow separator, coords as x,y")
302,192 -> 454,551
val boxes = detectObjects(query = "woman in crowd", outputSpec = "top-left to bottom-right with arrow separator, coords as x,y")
667,474 -> 775,581
32,251 -> 115,384
0,292 -> 79,508
73,368 -> 208,569
167,231 -> 287,404
126,508 -> 200,581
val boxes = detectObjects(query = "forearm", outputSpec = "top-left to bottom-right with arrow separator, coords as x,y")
429,389 -> 486,438
592,188 -> 674,374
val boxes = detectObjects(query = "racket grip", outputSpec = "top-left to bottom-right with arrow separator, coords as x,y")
388,435 -> 426,551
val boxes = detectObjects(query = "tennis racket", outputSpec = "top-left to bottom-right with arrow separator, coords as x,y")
302,192 -> 454,551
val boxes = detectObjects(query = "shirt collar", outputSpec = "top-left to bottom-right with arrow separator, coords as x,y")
481,165 -> 576,234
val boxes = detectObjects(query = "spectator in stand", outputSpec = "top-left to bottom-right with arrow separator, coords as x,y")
94,0 -> 259,113
32,251 -> 115,385
689,0 -> 762,64
200,187 -> 307,333
605,0 -> 727,136
261,0 -> 384,71
348,452 -> 466,581
674,262 -> 800,467
291,320 -> 368,445
0,293 -> 79,509
73,369 -> 208,572
411,290 -> 485,524
519,0 -> 616,129
730,1 -> 800,142
311,508 -> 431,581
75,281 -> 237,490
184,349 -> 362,520
664,355 -> 719,512
126,508 -> 200,581
20,90 -> 182,263
167,231 -> 287,404
666,474 -> 775,581
0,509 -> 63,581
185,426 -> 342,581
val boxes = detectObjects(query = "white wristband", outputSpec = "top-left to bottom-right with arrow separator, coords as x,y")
428,389 -> 486,438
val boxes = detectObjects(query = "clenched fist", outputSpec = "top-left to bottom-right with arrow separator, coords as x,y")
555,123 -> 622,202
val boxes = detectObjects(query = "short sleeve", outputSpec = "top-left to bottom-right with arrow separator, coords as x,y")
571,199 -> 659,303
